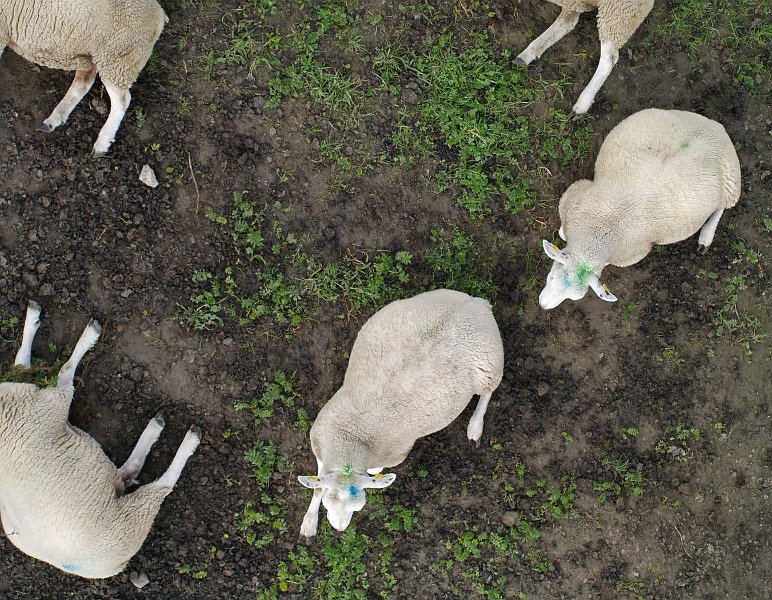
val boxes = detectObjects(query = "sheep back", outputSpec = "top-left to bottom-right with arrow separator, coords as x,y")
2,0 -> 167,88
311,289 -> 503,467
560,109 -> 741,266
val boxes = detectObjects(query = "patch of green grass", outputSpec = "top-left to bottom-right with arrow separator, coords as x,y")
426,227 -> 497,302
235,371 -> 298,426
655,424 -> 701,462
660,0 -> 771,94
593,454 -> 645,503
401,32 -> 592,217
621,301 -> 639,325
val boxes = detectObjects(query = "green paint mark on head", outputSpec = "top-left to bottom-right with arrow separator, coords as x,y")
342,463 -> 353,477
680,140 -> 690,149
575,263 -> 594,287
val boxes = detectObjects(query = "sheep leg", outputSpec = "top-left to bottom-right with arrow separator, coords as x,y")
13,301 -> 41,368
515,8 -> 581,66
466,391 -> 493,447
39,67 -> 97,133
92,81 -> 131,158
56,320 -> 102,389
153,426 -> 201,490
571,40 -> 618,117
697,209 -> 724,253
116,414 -> 166,490
299,458 -> 324,543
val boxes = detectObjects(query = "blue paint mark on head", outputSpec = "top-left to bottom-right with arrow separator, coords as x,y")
561,273 -> 571,288
348,484 -> 359,498
62,563 -> 80,573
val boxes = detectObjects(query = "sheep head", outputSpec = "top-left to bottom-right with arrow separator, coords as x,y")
539,240 -> 617,309
298,470 -> 396,531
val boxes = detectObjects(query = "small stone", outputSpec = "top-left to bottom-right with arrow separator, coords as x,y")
130,571 -> 150,589
502,511 -> 518,527
139,164 -> 159,188
536,382 -> 550,397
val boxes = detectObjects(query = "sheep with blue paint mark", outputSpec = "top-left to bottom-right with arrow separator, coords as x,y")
0,301 -> 200,578
539,109 -> 741,309
298,289 -> 504,541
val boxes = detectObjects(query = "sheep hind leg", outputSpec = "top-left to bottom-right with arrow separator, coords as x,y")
116,414 -> 166,491
13,301 -> 42,368
515,8 -> 581,66
92,81 -> 131,157
299,458 -> 324,544
153,426 -> 201,490
466,390 -> 493,447
570,39 -> 619,118
697,209 -> 724,254
56,319 -> 102,389
39,67 -> 97,133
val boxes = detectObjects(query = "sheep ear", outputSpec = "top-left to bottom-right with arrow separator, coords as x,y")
542,240 -> 569,264
359,473 -> 396,489
298,475 -> 330,489
589,275 -> 617,302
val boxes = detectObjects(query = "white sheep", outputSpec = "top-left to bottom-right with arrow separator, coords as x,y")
0,301 -> 200,578
297,289 -> 504,541
0,0 -> 168,156
515,0 -> 654,116
539,108 -> 742,309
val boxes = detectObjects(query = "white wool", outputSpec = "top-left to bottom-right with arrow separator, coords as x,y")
298,289 -> 504,539
0,0 -> 167,155
539,109 -> 742,309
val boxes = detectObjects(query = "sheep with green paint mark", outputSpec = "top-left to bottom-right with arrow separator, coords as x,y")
539,108 -> 741,309
297,289 -> 504,541
0,302 -> 200,578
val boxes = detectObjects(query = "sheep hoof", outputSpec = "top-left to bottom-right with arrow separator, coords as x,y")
88,319 -> 102,335
153,413 -> 166,428
92,149 -> 107,159
37,123 -> 54,133
697,244 -> 708,255
189,425 -> 203,439
569,110 -> 582,122
514,56 -> 528,67
300,534 -> 315,546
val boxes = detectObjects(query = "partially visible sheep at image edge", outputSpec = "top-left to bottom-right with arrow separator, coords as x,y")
539,108 -> 742,309
298,289 -> 504,541
0,0 -> 167,156
0,301 -> 200,578
515,0 -> 654,116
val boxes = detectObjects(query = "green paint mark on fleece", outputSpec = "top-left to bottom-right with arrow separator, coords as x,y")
681,140 -> 691,149
576,263 -> 594,287
342,463 -> 353,477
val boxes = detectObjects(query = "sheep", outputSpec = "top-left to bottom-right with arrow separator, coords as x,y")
515,0 -> 654,116
539,108 -> 742,309
0,301 -> 200,578
297,289 -> 504,541
0,0 -> 168,156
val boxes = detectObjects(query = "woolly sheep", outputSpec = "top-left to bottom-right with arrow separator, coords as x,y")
515,0 -> 653,116
0,0 -> 167,156
297,289 -> 504,541
0,301 -> 200,578
539,108 -> 741,309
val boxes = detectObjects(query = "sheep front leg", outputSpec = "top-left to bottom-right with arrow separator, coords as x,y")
116,414 -> 166,491
570,40 -> 618,117
39,68 -> 97,133
515,8 -> 581,66
299,458 -> 325,543
56,320 -> 101,389
466,391 -> 493,447
697,209 -> 724,253
13,301 -> 41,368
92,81 -> 131,157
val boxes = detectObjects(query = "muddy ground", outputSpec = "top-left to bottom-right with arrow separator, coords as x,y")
0,1 -> 769,599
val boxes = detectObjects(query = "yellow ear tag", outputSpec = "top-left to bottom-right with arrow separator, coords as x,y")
309,476 -> 319,481
374,473 -> 384,479
551,244 -> 560,252
602,283 -> 610,293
